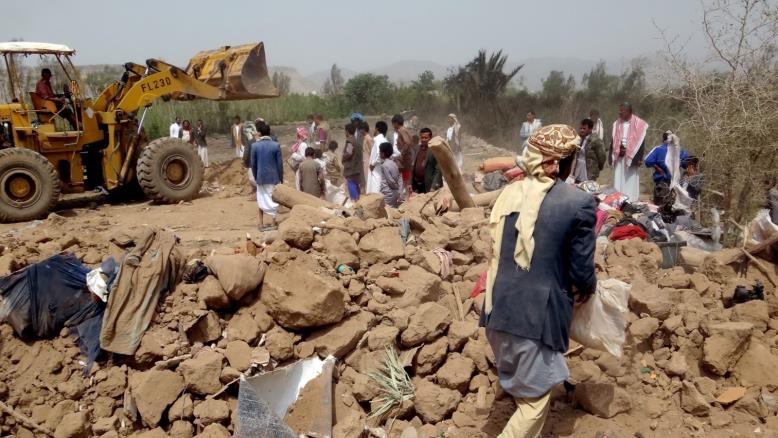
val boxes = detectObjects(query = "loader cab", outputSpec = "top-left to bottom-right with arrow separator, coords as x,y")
0,42 -> 85,139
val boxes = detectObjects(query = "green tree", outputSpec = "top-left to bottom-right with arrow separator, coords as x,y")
343,73 -> 394,113
443,50 -> 522,135
581,61 -> 619,103
323,63 -> 345,97
540,70 -> 576,107
412,70 -> 436,93
272,71 -> 291,96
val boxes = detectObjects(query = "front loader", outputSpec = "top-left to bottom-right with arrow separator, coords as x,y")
0,41 -> 278,222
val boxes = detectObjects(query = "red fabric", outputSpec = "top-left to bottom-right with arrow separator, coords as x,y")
400,169 -> 411,184
470,271 -> 488,298
35,79 -> 56,100
503,166 -> 524,181
608,224 -> 648,241
595,210 -> 609,235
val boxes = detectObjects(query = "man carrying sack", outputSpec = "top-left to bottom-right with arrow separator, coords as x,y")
480,124 -> 598,437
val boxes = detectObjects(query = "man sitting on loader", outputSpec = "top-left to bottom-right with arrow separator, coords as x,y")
35,68 -> 76,129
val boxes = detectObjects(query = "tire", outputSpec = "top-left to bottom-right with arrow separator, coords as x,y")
0,148 -> 60,222
136,137 -> 204,203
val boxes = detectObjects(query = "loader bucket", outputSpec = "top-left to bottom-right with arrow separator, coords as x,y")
185,42 -> 279,100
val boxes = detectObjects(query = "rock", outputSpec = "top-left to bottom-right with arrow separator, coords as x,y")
135,428 -> 168,438
193,399 -> 230,425
690,272 -> 711,294
95,367 -> 127,398
681,381 -> 710,416
702,322 -> 753,375
414,337 -> 449,376
414,379 -> 462,423
731,300 -> 769,331
279,219 -> 314,250
53,412 -> 89,438
367,325 -> 400,351
359,227 -> 405,265
131,369 -> 185,427
57,375 -> 86,400
569,360 -> 602,384
205,254 -> 265,300
400,302 -> 452,347
629,317 -> 660,341
168,394 -> 194,421
716,386 -> 747,405
195,423 -> 231,438
179,349 -> 224,395
186,311 -> 222,344
224,340 -> 252,372
308,311 -> 372,358
265,327 -> 296,361
261,260 -> 346,330
199,276 -> 230,309
629,286 -> 675,320
379,265 -> 442,307
665,352 -> 689,377
658,272 -> 691,289
575,382 -> 632,418
460,207 -> 485,225
355,193 -> 388,219
462,338 -> 493,373
643,396 -> 665,419
733,340 -> 778,387
322,229 -> 360,268
170,420 -> 194,438
220,366 -> 241,384
595,354 -> 625,378
225,311 -> 260,344
435,354 -> 475,392
135,328 -> 180,364
91,416 -> 117,435
447,320 -> 478,351
342,368 -> 380,402
92,397 -> 115,419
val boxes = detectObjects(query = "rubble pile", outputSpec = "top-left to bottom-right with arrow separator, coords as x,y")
1,192 -> 778,438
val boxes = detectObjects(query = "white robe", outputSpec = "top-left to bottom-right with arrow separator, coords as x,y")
613,120 -> 640,200
613,157 -> 640,201
366,134 -> 386,194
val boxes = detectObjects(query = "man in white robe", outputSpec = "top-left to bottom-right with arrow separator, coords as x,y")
609,103 -> 648,201
367,121 -> 401,194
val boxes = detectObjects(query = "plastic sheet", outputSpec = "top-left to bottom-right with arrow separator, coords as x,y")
235,356 -> 335,438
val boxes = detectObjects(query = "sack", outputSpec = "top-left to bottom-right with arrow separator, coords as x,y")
205,254 -> 266,301
570,278 -> 631,357
287,153 -> 303,172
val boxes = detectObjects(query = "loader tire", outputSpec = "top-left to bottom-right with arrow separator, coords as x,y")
0,148 -> 61,222
136,137 -> 204,203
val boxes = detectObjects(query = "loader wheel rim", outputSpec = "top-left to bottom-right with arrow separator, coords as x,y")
1,169 -> 40,207
162,154 -> 191,189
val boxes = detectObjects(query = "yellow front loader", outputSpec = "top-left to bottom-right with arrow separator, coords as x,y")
0,41 -> 278,222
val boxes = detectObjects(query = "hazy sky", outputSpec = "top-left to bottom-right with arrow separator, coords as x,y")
5,0 -> 706,73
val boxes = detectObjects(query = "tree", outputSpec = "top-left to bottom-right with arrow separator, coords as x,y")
443,50 -> 522,136
272,71 -> 291,96
659,0 -> 778,240
581,61 -> 620,103
323,64 -> 345,97
343,73 -> 394,113
540,70 -> 576,107
412,70 -> 436,93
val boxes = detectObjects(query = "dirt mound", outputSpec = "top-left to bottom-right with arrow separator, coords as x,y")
204,158 -> 249,187
2,178 -> 778,438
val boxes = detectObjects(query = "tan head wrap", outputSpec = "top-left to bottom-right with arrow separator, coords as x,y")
484,124 -> 580,315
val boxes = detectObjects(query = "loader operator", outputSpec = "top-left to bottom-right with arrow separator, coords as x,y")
35,68 -> 76,129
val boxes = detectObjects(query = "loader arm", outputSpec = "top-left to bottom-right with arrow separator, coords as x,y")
115,66 -> 223,114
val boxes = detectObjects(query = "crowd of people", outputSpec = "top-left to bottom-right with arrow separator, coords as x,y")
169,117 -> 209,167
227,112 -> 460,230
516,103 -> 703,214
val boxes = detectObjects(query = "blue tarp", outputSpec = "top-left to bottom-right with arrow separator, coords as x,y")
0,253 -> 105,371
